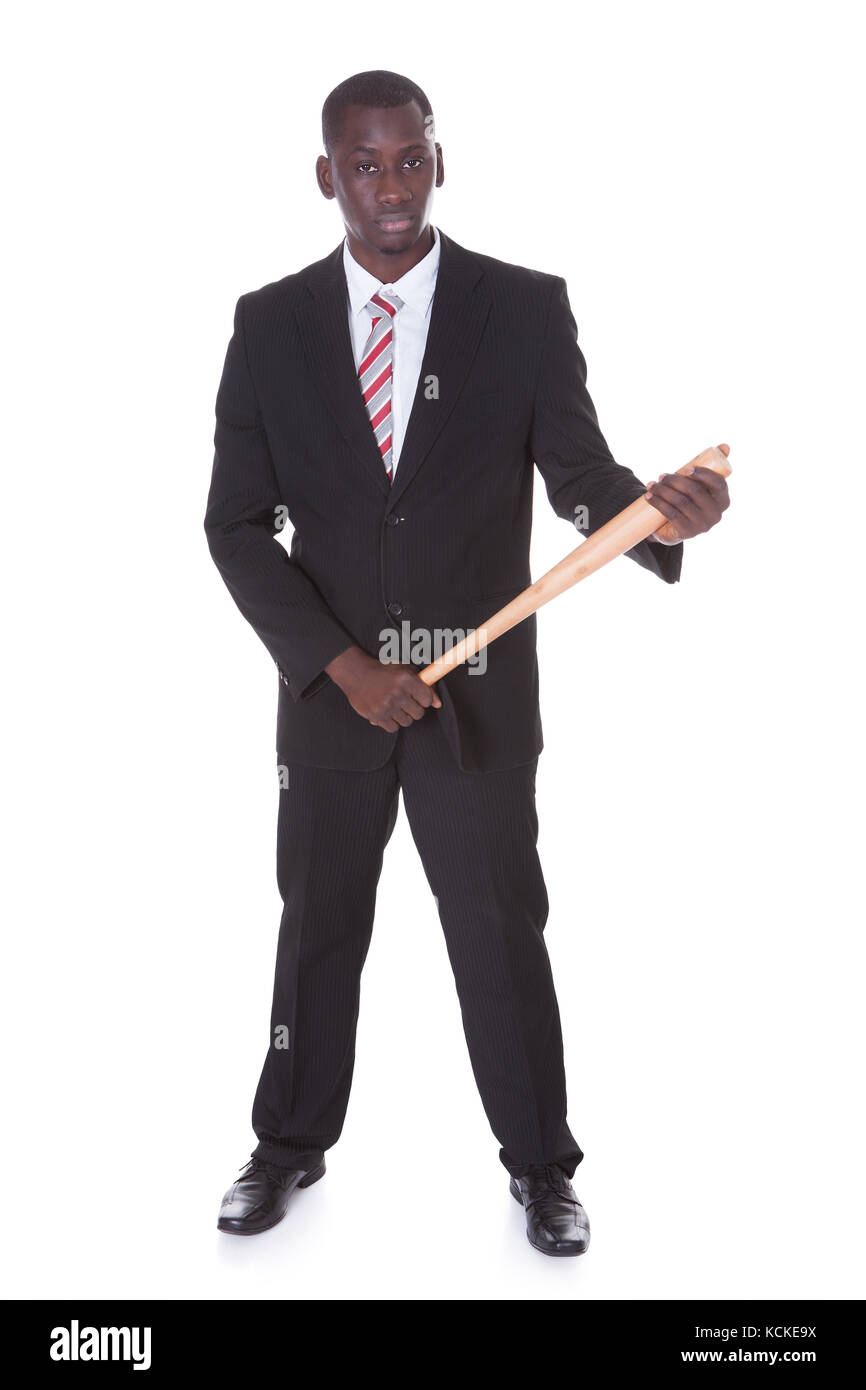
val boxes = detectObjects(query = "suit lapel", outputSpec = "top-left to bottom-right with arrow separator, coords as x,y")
295,242 -> 392,498
389,230 -> 490,506
294,229 -> 490,504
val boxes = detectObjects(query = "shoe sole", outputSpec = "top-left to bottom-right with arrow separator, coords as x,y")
509,1176 -> 590,1258
217,1159 -> 327,1236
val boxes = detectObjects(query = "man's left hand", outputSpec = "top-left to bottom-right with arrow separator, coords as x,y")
644,442 -> 731,545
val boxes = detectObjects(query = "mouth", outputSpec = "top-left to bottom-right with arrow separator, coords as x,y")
375,215 -> 417,235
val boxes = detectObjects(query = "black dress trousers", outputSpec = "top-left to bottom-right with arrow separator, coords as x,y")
250,708 -> 584,1179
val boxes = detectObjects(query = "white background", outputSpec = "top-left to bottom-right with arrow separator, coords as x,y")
3,0 -> 863,1301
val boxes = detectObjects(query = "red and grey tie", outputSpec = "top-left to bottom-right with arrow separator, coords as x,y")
357,290 -> 403,482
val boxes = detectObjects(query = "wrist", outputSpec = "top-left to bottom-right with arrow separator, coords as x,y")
325,644 -> 374,693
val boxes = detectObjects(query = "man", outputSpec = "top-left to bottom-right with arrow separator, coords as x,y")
205,70 -> 729,1256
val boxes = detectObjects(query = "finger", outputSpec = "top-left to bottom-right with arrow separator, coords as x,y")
405,677 -> 437,708
397,693 -> 430,720
658,466 -> 728,501
645,480 -> 703,529
688,470 -> 730,513
659,471 -> 715,503
404,674 -> 442,711
685,465 -> 730,502
402,702 -> 429,722
648,474 -> 713,524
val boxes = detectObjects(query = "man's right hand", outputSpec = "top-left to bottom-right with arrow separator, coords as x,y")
325,645 -> 442,733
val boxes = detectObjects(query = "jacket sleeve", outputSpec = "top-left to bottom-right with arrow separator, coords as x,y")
204,294 -> 357,700
529,275 -> 682,584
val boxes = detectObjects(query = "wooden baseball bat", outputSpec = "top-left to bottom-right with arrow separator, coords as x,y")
418,445 -> 732,686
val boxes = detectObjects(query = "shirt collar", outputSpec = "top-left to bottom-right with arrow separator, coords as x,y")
343,224 -> 441,320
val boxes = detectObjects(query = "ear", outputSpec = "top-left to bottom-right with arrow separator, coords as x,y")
315,154 -> 335,200
435,144 -> 445,188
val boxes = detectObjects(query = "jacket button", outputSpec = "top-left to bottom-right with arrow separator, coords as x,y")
387,602 -> 403,617
385,513 -> 403,526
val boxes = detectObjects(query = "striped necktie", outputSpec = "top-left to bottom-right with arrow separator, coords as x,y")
357,290 -> 403,482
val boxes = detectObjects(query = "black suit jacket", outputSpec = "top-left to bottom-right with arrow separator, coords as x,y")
204,228 -> 682,772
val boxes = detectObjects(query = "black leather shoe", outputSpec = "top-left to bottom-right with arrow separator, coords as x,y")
509,1163 -> 591,1256
217,1156 -> 326,1235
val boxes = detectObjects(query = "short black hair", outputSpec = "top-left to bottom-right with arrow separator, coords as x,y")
322,70 -> 433,156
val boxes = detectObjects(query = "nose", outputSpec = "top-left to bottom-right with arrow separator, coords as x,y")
376,174 -> 412,206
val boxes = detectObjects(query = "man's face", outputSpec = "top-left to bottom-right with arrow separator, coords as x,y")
317,101 -> 444,258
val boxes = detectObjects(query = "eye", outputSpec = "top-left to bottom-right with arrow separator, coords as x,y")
403,158 -> 424,168
355,162 -> 379,174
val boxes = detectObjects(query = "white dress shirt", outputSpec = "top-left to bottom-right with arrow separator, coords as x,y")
343,224 -> 441,475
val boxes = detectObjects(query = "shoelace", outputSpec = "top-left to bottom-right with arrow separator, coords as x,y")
239,1158 -> 293,1189
521,1163 -> 580,1207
